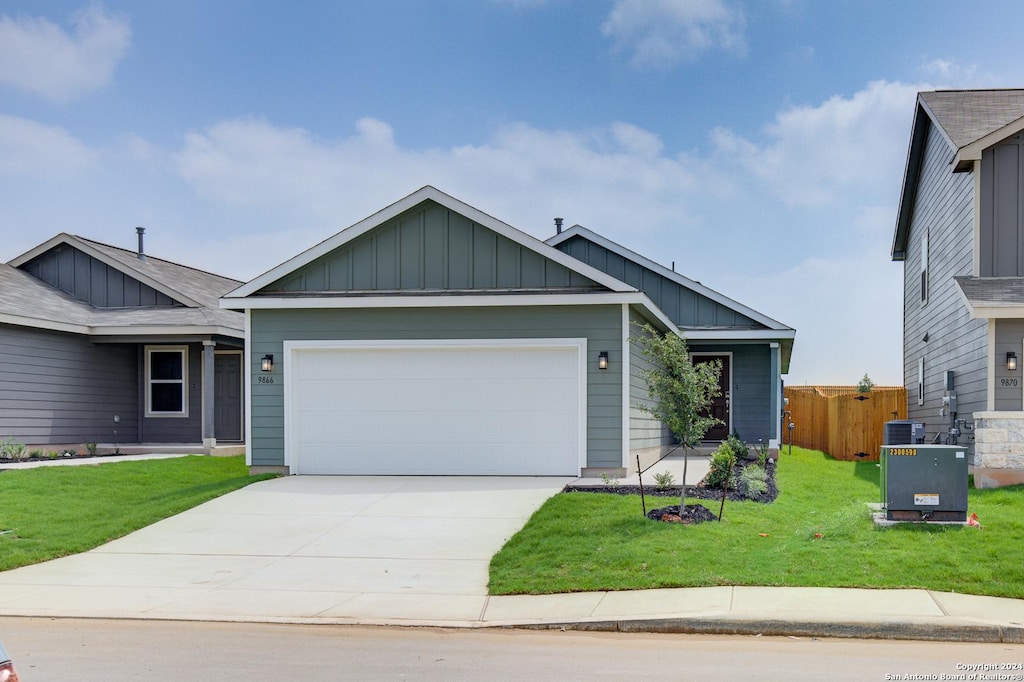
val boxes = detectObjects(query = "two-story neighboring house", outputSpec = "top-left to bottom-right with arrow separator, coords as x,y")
892,89 -> 1024,487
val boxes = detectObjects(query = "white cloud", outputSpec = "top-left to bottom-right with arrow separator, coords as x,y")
175,116 -> 707,241
918,58 -> 1003,89
711,80 -> 921,208
0,114 -> 97,177
601,0 -> 746,68
3,79 -> 923,384
0,4 -> 130,101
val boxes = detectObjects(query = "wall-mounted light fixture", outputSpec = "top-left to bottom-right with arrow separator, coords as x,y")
598,351 -> 609,370
1008,352 -> 1018,371
261,354 -> 274,372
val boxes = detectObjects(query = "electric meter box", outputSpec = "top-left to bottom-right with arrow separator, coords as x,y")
880,444 -> 968,522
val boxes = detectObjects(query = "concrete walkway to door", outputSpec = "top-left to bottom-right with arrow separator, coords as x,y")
0,475 -> 570,625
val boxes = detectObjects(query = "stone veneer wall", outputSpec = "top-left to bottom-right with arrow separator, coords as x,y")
972,412 -> 1024,488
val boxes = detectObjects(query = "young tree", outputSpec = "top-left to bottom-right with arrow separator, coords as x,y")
633,323 -> 723,510
856,373 -> 875,393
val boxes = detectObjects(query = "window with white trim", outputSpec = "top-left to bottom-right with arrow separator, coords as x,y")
146,346 -> 188,417
917,357 -> 925,406
920,229 -> 929,305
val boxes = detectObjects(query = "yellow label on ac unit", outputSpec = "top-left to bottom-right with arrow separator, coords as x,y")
914,493 -> 940,506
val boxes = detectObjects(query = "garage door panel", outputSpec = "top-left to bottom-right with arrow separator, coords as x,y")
289,343 -> 583,475
297,407 -> 577,446
296,378 -> 578,413
299,443 -> 576,476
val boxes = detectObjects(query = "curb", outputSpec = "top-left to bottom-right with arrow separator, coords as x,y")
508,617 -> 1024,644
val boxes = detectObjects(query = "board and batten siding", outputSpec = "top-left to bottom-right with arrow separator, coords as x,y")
249,305 -> 623,469
554,235 -> 759,327
268,201 -> 602,293
0,325 -> 138,445
994,319 -> 1024,411
903,119 -> 986,449
21,246 -> 176,308
690,341 -> 775,444
980,134 -> 1024,276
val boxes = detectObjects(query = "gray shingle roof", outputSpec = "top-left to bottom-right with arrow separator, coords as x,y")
955,276 -> 1024,307
3,235 -> 244,336
920,90 -> 1024,150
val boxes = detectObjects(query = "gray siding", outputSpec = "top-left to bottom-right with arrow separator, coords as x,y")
690,341 -> 774,444
138,343 -> 204,443
980,134 -> 1024,276
269,201 -> 602,293
555,236 -> 760,327
994,319 -> 1024,411
21,245 -> 176,307
0,324 -> 138,445
250,305 -> 623,469
903,120 -> 987,449
629,309 -> 672,452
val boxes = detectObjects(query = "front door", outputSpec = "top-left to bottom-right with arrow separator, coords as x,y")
214,353 -> 243,442
695,355 -> 730,441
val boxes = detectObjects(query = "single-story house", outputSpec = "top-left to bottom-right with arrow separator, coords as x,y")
222,186 -> 795,476
0,230 -> 246,452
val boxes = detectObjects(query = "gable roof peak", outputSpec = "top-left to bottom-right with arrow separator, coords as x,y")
224,186 -> 638,299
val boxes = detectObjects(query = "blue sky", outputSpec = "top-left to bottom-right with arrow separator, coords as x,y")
1,1 -> 1020,385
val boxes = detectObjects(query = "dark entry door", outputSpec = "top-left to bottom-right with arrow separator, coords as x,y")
695,355 -> 730,441
214,353 -> 243,442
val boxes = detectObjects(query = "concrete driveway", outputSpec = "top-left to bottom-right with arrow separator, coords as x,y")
0,475 -> 569,625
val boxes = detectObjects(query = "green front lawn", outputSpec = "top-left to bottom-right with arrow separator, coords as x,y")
489,447 -> 1024,598
0,455 -> 277,572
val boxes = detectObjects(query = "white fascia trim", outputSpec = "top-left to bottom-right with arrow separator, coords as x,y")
681,329 -> 796,341
88,325 -> 244,338
621,304 -> 630,469
987,320 -> 996,411
225,186 -> 635,299
547,225 -> 794,332
244,310 -> 253,468
954,114 -> 1024,166
965,305 -> 1024,319
0,312 -> 89,335
282,337 -> 589,476
9,233 -> 203,308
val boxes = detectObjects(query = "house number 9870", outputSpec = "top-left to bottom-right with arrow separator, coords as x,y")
1000,378 -> 1018,387
257,376 -> 275,384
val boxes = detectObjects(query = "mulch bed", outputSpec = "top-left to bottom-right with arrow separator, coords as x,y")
0,452 -> 128,465
563,459 -> 778,525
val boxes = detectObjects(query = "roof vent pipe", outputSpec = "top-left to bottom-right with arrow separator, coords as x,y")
554,217 -> 563,234
136,226 -> 146,261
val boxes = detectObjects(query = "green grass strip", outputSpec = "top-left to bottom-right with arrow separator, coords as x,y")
0,455 -> 277,572
489,447 -> 1024,598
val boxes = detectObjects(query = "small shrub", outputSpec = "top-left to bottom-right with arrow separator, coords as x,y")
738,464 -> 768,497
85,442 -> 98,456
705,444 -> 736,489
62,449 -> 78,457
600,472 -> 620,489
756,439 -> 770,467
0,438 -> 27,461
28,450 -> 44,459
725,432 -> 750,460
652,471 -> 676,491
45,451 -> 61,459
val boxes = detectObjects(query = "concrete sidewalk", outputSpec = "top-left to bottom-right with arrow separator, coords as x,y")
0,457 -> 1021,643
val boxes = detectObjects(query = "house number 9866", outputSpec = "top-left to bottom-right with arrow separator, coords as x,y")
257,376 -> 275,384
1000,378 -> 1018,387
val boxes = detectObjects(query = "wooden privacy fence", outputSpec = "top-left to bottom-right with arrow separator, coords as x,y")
784,386 -> 907,461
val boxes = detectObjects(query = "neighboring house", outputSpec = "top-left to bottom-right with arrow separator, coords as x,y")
222,186 -> 795,476
892,89 -> 1024,487
0,230 -> 246,451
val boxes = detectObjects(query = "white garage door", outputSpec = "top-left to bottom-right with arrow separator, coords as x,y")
286,341 -> 584,475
